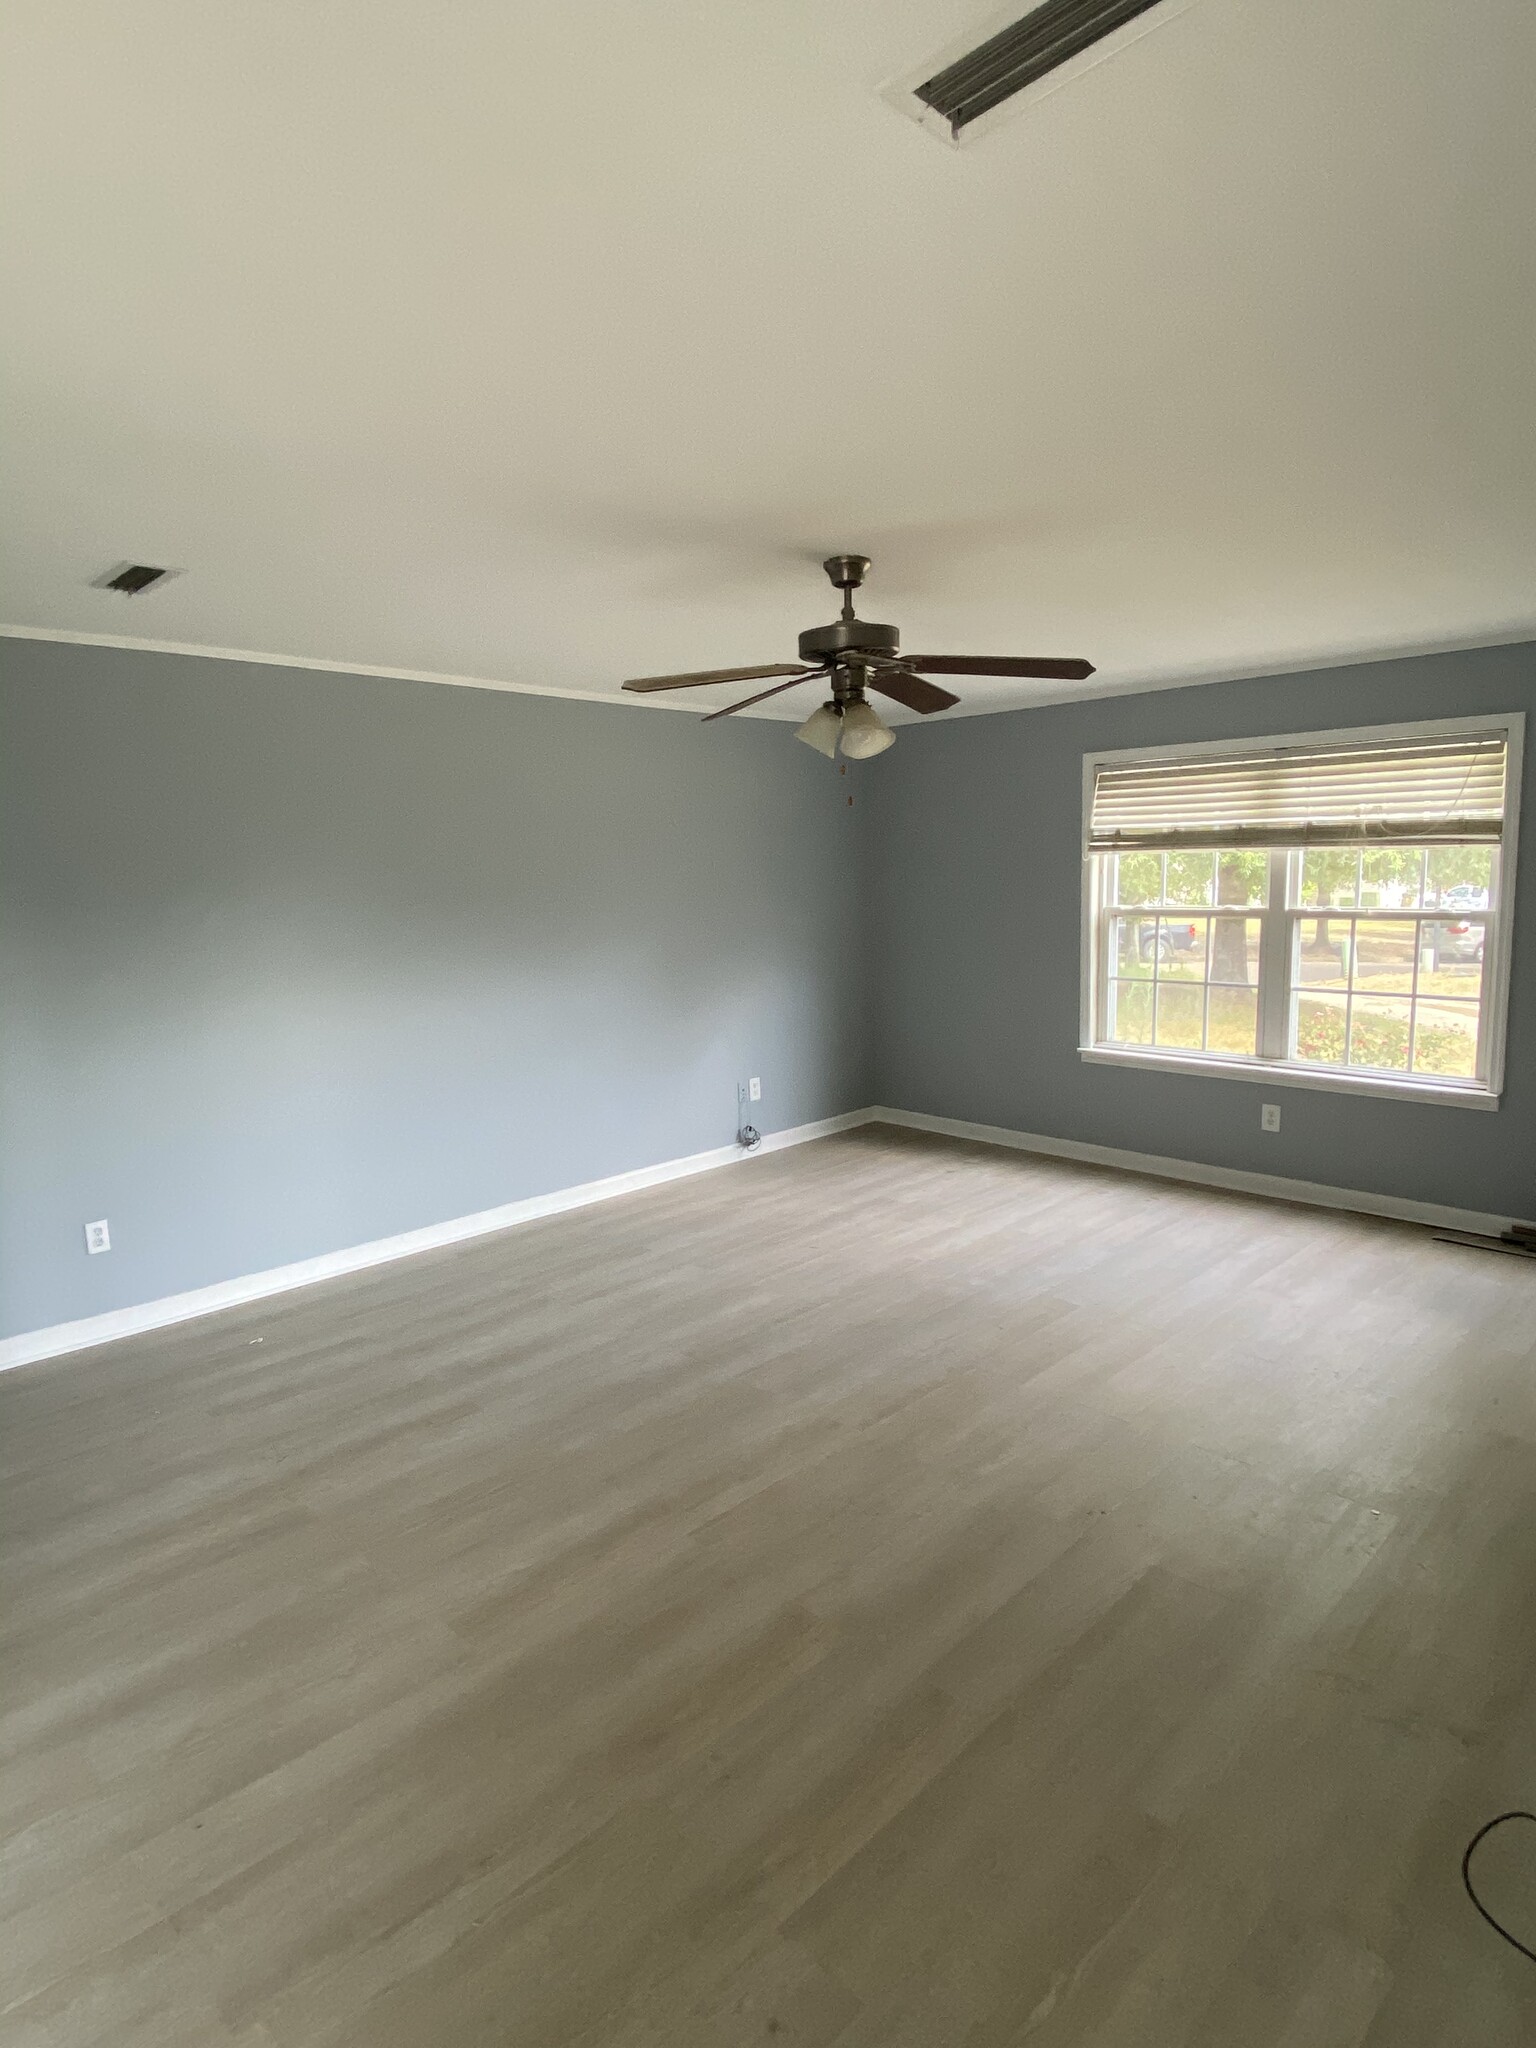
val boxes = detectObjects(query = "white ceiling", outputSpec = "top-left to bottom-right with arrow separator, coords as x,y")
3,0 -> 1534,722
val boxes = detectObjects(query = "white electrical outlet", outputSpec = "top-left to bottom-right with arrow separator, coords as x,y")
85,1218 -> 111,1254
748,1077 -> 761,1102
1261,1103 -> 1281,1133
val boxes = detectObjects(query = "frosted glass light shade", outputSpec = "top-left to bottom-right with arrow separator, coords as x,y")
795,704 -> 842,758
838,699 -> 894,760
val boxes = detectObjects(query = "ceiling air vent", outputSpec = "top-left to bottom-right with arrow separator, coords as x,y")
890,0 -> 1183,143
94,563 -> 177,596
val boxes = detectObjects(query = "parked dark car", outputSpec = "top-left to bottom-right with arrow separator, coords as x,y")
1138,918 -> 1203,961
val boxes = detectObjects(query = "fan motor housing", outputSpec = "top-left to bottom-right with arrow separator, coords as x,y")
798,618 -> 900,663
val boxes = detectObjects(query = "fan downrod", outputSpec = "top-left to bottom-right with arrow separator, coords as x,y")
807,553 -> 892,652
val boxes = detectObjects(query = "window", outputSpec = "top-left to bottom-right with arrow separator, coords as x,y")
1080,719 -> 1522,1104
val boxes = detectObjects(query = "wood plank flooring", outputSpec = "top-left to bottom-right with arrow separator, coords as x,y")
4,1125 -> 1536,2045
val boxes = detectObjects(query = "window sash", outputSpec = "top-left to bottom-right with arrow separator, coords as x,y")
1093,848 -> 1499,1083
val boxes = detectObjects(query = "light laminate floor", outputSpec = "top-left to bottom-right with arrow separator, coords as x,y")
5,1126 -> 1536,2045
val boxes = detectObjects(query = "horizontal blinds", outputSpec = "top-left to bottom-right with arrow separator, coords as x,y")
1089,733 -> 1507,852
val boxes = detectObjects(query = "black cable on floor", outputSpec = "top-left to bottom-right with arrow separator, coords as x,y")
1463,1811 -> 1536,1964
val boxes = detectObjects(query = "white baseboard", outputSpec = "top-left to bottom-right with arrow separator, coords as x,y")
7,1102 -> 1523,1372
867,1105 -> 1534,1239
0,1110 -> 877,1372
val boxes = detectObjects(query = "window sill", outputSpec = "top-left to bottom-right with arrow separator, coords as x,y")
1079,1043 -> 1500,1109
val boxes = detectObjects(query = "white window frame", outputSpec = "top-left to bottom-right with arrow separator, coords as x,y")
1078,712 -> 1524,1109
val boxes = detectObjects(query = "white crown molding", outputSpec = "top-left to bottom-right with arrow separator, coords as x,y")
869,1106 -> 1534,1237
0,1111 -> 878,1372
0,624 -> 705,713
6,623 -> 1533,724
920,626 -> 1536,720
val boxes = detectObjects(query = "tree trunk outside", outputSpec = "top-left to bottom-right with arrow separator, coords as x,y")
1212,917 -> 1249,983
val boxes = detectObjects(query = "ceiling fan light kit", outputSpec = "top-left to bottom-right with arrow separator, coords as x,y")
621,555 -> 1093,763
837,698 -> 895,760
794,703 -> 843,759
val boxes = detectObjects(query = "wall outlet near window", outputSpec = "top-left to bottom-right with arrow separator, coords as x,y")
84,1218 -> 111,1254
748,1077 -> 761,1102
1260,1104 -> 1281,1133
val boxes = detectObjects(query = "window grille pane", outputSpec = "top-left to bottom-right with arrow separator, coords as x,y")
1351,920 -> 1417,995
1412,998 -> 1479,1077
1113,917 -> 1156,977
1113,851 -> 1163,905
1294,992 -> 1348,1065
1154,982 -> 1204,1049
1207,986 -> 1258,1056
1300,849 -> 1360,908
1418,918 -> 1486,988
1296,920 -> 1349,989
1348,997 -> 1411,1072
1216,851 -> 1268,906
1163,852 -> 1214,907
1107,979 -> 1153,1044
1209,918 -> 1260,985
1360,848 -> 1424,907
1158,917 -> 1208,979
1425,845 -> 1492,907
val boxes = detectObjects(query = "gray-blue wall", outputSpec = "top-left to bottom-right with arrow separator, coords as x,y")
9,635 -> 1535,1341
1,639 -> 870,1338
867,641 -> 1536,1221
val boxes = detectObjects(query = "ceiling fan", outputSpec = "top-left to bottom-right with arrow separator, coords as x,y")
622,555 -> 1094,759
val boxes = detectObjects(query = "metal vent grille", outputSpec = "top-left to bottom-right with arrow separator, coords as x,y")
95,563 -> 173,595
916,0 -> 1168,132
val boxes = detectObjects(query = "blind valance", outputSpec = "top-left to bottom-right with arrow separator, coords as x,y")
1089,732 -> 1507,852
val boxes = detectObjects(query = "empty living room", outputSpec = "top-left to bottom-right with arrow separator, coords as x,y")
5,2 -> 1536,2041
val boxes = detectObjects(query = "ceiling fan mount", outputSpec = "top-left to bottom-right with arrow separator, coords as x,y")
822,553 -> 871,594
620,555 -> 1094,760
797,557 -> 900,669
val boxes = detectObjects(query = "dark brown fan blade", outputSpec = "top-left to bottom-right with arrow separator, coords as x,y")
701,675 -> 820,721
622,664 -> 813,693
865,669 -> 960,715
905,656 -> 1096,680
